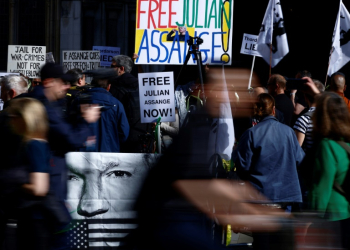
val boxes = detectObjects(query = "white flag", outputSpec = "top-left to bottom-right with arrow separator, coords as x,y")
328,1 -> 350,76
257,0 -> 289,67
208,66 -> 235,161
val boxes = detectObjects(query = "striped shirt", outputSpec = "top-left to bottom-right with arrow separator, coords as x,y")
293,107 -> 315,152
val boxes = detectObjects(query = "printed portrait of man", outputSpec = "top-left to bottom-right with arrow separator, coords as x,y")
65,152 -> 157,248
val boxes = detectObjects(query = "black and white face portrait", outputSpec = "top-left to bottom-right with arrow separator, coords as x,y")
65,153 -> 155,220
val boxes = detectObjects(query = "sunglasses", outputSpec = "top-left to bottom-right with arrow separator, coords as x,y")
111,64 -> 122,68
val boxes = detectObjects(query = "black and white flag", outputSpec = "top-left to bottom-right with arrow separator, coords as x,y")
257,0 -> 289,67
328,1 -> 350,76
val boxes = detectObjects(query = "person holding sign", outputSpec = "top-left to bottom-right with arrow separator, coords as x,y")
166,26 -> 188,42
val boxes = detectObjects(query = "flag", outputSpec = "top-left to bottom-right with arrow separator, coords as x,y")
257,0 -> 289,67
328,1 -> 350,76
67,218 -> 138,249
208,66 -> 235,161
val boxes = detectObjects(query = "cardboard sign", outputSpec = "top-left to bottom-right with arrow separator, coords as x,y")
240,33 -> 262,57
7,45 -> 46,78
93,46 -> 120,67
138,72 -> 175,123
135,0 -> 234,65
62,50 -> 100,72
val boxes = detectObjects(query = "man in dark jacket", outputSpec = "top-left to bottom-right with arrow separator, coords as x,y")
71,69 -> 129,152
109,55 -> 151,153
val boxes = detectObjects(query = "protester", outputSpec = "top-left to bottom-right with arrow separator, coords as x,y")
159,108 -> 179,149
109,55 -> 152,153
19,63 -> 100,249
5,98 -> 52,249
233,93 -> 304,249
167,26 -> 188,41
267,74 -> 294,126
293,79 -> 325,152
329,72 -> 350,112
308,92 -> 350,249
0,75 -> 28,108
70,69 -> 129,152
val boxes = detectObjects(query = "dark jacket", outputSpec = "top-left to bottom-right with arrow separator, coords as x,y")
24,86 -> 93,201
110,73 -> 151,153
79,87 -> 129,152
233,115 -> 304,203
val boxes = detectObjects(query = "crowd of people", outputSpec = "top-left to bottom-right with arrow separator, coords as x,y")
0,54 -> 350,250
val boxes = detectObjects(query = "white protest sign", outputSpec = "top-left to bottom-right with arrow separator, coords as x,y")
93,46 -> 120,67
240,34 -> 262,57
138,72 -> 175,123
7,45 -> 46,78
62,50 -> 100,72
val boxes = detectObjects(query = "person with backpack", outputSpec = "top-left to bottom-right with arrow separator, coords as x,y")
109,55 -> 152,153
308,92 -> 350,249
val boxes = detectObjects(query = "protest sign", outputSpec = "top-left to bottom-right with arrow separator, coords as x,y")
135,0 -> 234,65
93,46 -> 120,67
240,33 -> 262,57
138,72 -> 175,123
62,50 -> 100,72
0,72 -> 20,77
7,45 -> 46,78
46,52 -> 55,63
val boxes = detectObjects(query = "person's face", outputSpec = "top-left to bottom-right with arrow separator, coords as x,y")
111,61 -> 123,76
46,78 -> 70,101
178,26 -> 186,35
32,78 -> 41,87
78,75 -> 86,86
66,153 -> 150,219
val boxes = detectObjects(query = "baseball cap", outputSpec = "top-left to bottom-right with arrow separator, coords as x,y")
40,63 -> 75,82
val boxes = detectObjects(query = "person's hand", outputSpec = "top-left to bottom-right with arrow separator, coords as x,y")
302,77 -> 321,96
172,29 -> 177,32
132,53 -> 139,61
205,63 -> 210,74
80,104 -> 101,123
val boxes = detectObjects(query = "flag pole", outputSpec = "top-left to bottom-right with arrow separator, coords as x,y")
248,56 -> 256,89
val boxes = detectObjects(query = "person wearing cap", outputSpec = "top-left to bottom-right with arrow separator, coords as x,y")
70,68 -> 129,152
329,72 -> 350,112
18,63 -> 100,248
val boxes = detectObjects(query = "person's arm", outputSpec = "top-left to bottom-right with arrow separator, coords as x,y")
294,130 -> 305,147
309,140 -> 337,216
22,173 -> 49,197
233,130 -> 254,180
166,29 -> 176,41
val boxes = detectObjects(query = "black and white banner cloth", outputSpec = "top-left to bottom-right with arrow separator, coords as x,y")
328,1 -> 350,76
257,0 -> 289,67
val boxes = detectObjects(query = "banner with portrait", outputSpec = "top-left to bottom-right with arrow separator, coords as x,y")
65,152 -> 159,249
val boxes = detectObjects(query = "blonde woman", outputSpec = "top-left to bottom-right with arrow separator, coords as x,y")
6,97 -> 52,249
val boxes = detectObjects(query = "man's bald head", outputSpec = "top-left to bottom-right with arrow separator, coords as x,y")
330,73 -> 346,92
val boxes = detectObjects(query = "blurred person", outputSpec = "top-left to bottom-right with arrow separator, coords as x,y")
233,93 -> 304,249
19,63 -> 100,249
167,26 -> 188,41
109,55 -> 152,153
5,98 -> 52,250
307,92 -> 350,249
67,68 -> 86,87
293,79 -> 325,152
267,74 -> 294,126
0,75 -> 28,108
329,72 -> 350,112
63,68 -> 87,113
70,69 -> 129,152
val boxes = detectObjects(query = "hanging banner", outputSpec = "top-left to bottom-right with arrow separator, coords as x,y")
135,0 -> 234,65
7,45 -> 46,78
93,46 -> 120,67
138,72 -> 176,123
62,50 -> 100,72
65,152 -> 159,249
